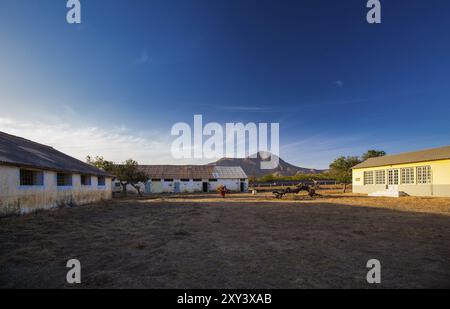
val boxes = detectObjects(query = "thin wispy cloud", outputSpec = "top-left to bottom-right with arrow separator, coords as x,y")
0,117 -> 202,165
334,80 -> 344,87
134,49 -> 151,65
280,134 -> 369,169
201,104 -> 272,113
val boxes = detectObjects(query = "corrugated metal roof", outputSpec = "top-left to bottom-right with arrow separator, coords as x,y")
0,131 -> 112,176
138,165 -> 213,179
138,165 -> 248,179
212,166 -> 247,179
352,145 -> 450,169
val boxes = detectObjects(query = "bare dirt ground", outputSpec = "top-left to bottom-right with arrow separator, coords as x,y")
0,192 -> 449,289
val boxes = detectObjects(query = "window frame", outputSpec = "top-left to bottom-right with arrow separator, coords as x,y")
80,175 -> 92,186
57,173 -> 73,187
388,169 -> 400,185
97,176 -> 106,186
363,171 -> 374,185
416,166 -> 432,184
19,169 -> 44,187
400,167 -> 415,185
375,170 -> 386,185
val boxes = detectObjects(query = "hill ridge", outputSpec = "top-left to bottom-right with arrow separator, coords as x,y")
208,152 -> 326,177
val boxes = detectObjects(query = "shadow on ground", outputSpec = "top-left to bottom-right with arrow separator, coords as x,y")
0,196 -> 449,288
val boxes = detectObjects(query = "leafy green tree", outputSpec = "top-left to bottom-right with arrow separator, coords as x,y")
329,156 -> 361,192
362,150 -> 386,161
87,156 -> 147,196
255,172 -> 335,183
248,176 -> 257,186
86,156 -> 115,172
113,159 -> 148,196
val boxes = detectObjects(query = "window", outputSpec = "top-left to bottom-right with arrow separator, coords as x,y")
209,179 -> 218,182
20,169 -> 44,186
401,168 -> 415,184
180,179 -> 190,182
193,179 -> 202,182
164,179 -> 173,182
98,176 -> 106,186
151,179 -> 161,182
80,175 -> 92,186
417,166 -> 432,184
240,179 -> 247,182
375,170 -> 386,185
388,169 -> 399,185
57,173 -> 72,186
363,171 -> 374,185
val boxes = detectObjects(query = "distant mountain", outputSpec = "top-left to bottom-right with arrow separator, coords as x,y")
208,152 -> 326,178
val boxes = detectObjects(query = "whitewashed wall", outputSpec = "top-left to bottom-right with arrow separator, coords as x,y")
0,165 -> 112,216
136,178 -> 249,194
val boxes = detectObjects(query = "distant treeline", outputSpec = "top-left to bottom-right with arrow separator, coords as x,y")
252,149 -> 387,192
252,172 -> 335,183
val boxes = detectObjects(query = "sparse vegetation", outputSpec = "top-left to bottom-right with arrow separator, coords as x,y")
328,150 -> 386,192
256,172 -> 334,183
329,156 -> 361,193
87,156 -> 147,196
1,193 -> 449,288
256,150 -> 387,193
361,150 -> 387,161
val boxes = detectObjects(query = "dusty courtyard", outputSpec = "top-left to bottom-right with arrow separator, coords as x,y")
0,193 -> 449,289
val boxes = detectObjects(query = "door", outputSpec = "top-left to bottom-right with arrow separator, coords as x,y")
240,182 -> 245,192
145,181 -> 152,194
152,181 -> 163,193
203,182 -> 208,192
388,169 -> 399,189
174,182 -> 181,193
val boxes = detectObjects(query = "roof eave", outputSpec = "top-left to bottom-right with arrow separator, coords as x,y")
0,161 -> 113,177
352,157 -> 450,170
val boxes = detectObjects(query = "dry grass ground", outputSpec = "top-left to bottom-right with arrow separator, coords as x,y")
0,192 -> 449,289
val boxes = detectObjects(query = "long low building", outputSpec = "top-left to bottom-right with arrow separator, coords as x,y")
0,131 -> 113,215
352,145 -> 450,197
135,165 -> 248,194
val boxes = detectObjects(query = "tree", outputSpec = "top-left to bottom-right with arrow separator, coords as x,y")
87,156 -> 147,196
329,156 -> 361,193
248,176 -> 257,186
113,159 -> 148,196
86,156 -> 115,172
362,150 -> 386,161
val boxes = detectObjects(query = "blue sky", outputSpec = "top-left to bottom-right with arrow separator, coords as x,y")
0,0 -> 449,168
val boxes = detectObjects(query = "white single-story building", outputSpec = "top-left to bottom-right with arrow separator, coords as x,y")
133,165 -> 248,194
0,131 -> 113,216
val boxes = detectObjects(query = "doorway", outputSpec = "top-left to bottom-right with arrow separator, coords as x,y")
202,182 -> 208,192
240,182 -> 245,192
145,181 -> 151,194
